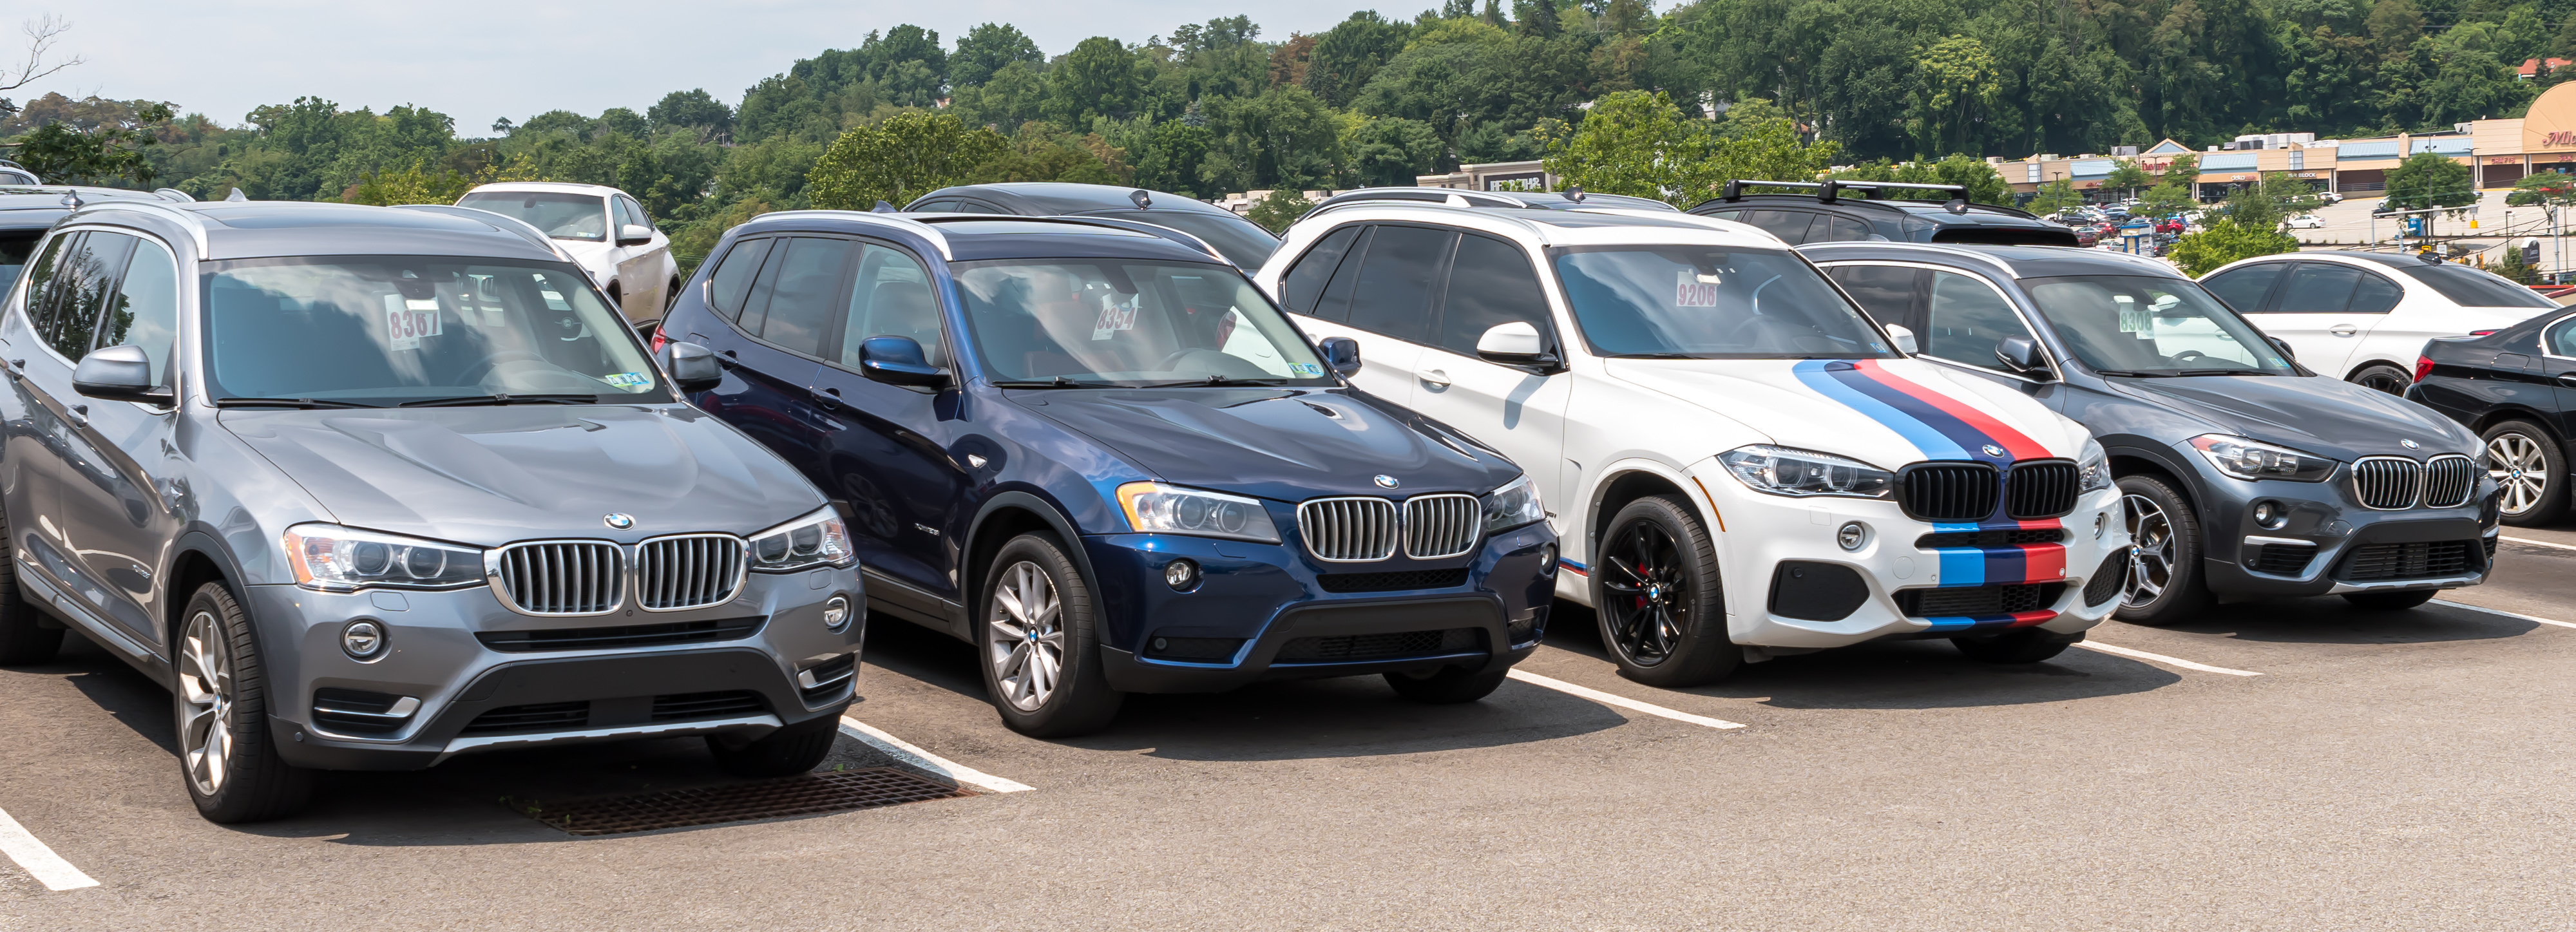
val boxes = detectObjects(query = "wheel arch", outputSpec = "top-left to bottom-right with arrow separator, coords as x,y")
162,532 -> 253,681
964,490 -> 1099,631
1583,459 -> 1725,568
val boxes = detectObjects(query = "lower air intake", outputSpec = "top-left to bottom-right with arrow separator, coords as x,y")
1276,628 -> 1483,663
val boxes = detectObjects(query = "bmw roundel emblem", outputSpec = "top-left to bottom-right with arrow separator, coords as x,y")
1981,444 -> 2007,458
2399,439 -> 2421,450
603,513 -> 636,529
1373,475 -> 1400,489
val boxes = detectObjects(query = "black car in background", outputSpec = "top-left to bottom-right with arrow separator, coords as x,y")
2407,309 -> 2576,525
1690,179 -> 2083,247
0,186 -> 195,289
904,182 -> 1281,269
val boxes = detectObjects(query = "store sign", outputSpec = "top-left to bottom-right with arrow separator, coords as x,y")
2526,82 -> 2576,149
2490,157 -> 2524,164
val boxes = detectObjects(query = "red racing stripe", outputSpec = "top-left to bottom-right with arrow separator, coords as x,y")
1854,359 -> 2052,460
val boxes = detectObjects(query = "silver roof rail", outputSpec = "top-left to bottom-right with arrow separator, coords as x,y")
396,204 -> 572,262
911,213 -> 1236,267
750,209 -> 954,260
68,200 -> 213,260
1797,241 -> 2024,279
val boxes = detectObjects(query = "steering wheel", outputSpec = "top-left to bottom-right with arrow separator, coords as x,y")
456,350 -> 549,386
2170,350 -> 2208,365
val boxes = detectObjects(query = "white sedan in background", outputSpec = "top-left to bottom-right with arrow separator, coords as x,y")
457,182 -> 678,327
2285,214 -> 2325,229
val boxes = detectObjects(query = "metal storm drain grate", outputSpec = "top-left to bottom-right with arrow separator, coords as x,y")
509,768 -> 975,836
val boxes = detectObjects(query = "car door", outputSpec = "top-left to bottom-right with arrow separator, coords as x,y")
1823,263 -> 1927,333
2239,262 -> 2371,377
1914,267 -> 2062,404
1402,231 -> 1572,507
682,235 -> 827,479
2541,314 -> 2576,445
1292,223 -> 1443,401
611,195 -> 662,317
54,233 -> 187,649
804,240 -> 973,623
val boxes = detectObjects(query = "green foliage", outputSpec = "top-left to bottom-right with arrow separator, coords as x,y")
2028,178 -> 2083,216
1542,90 -> 1837,207
2217,171 -> 2322,232
2383,151 -> 2477,212
1244,187 -> 1312,233
2170,218 -> 2302,276
2490,240 -> 2541,284
2139,181 -> 2197,218
8,102 -> 175,185
1048,37 -> 1150,126
952,23 -> 1043,88
341,160 -> 477,205
806,111 -> 1006,210
2507,170 -> 2576,207
2160,154 -> 2200,189
1349,117 -> 1444,187
2105,158 -> 2155,197
1837,155 -> 2008,206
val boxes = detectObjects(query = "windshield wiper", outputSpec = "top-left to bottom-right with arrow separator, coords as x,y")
213,397 -> 380,409
989,377 -> 1100,389
1125,376 -> 1297,388
2168,368 -> 2276,377
397,394 -> 600,407
2090,369 -> 2185,379
1602,352 -> 1702,359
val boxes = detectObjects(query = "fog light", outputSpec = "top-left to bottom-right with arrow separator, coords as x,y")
2253,500 -> 2287,529
823,595 -> 851,631
341,620 -> 386,660
1837,522 -> 1867,551
1539,544 -> 1558,577
1164,558 -> 1199,591
1152,637 -> 1169,651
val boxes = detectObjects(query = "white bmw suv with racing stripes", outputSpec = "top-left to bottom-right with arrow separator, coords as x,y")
1256,195 -> 2130,685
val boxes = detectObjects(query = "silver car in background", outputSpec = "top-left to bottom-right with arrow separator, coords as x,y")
0,199 -> 862,823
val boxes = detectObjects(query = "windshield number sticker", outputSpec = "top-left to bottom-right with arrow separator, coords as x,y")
385,297 -> 443,350
1092,295 -> 1140,341
1288,363 -> 1323,377
602,372 -> 651,388
1674,271 -> 1719,308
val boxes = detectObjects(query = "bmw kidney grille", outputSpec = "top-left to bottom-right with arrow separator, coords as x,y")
1298,493 -> 1482,564
493,535 -> 750,616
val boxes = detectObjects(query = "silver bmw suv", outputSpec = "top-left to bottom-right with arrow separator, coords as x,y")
0,199 -> 863,823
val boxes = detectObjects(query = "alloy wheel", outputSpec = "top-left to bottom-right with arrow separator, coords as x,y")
984,560 -> 1064,712
2121,494 -> 2173,609
2354,370 -> 2410,395
177,609 -> 234,797
2489,432 -> 2550,517
1600,519 -> 1687,666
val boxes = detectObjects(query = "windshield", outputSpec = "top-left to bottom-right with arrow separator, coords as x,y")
1552,245 -> 1894,359
954,260 -> 1335,386
202,256 -> 665,404
455,192 -> 608,242
1107,211 -> 1281,269
2399,263 -> 2557,308
2022,275 -> 2296,376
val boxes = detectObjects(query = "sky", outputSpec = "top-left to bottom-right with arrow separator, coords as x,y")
8,1 -> 1362,131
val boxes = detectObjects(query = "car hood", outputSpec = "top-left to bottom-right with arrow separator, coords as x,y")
1011,387 -> 1518,500
2103,375 -> 2478,460
1599,357 -> 2090,469
221,405 -> 823,546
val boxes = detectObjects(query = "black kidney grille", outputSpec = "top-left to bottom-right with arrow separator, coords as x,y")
2421,455 -> 2476,508
1899,463 -> 1999,522
1276,627 -> 1483,662
2005,461 -> 2081,519
1896,582 -> 2065,617
2336,540 -> 2479,581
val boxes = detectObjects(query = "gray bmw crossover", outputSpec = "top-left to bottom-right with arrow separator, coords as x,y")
0,199 -> 863,823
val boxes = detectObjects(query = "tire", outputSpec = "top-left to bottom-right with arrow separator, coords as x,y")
705,715 -> 838,778
2342,589 -> 2438,611
1383,667 -> 1508,703
665,276 -> 685,313
2350,363 -> 2412,395
0,500 -> 60,666
1951,627 -> 2083,663
2114,475 -> 2213,627
1592,494 -> 1741,687
977,533 -> 1122,737
175,582 -> 313,823
2483,419 -> 2567,526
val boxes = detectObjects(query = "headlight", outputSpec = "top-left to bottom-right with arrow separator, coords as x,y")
1116,481 -> 1281,543
2078,438 -> 2112,493
282,524 -> 485,592
1482,475 -> 1547,533
749,506 -> 856,573
2187,433 -> 2336,482
1718,444 -> 1894,499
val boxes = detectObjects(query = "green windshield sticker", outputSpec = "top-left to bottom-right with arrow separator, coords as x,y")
602,372 -> 652,388
1288,363 -> 1322,377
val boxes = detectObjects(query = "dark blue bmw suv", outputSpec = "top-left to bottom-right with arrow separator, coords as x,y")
654,211 -> 1556,736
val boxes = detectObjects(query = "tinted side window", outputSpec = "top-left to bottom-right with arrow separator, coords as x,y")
1308,227 -> 1374,323
835,243 -> 942,368
1921,270 -> 2035,372
618,196 -> 652,231
2351,272 -> 2403,314
1741,210 -> 1817,244
2276,263 -> 2364,313
18,233 -> 72,334
1280,225 -> 1362,314
1437,234 -> 1550,356
2547,316 -> 2576,357
100,237 -> 180,386
1824,215 -> 1872,242
749,237 -> 854,358
707,238 -> 775,321
1827,265 -> 1925,328
909,200 -> 959,213
1347,225 -> 1452,343
45,231 -> 137,362
2202,263 -> 2285,312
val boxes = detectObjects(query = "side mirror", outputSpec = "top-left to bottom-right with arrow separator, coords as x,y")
1994,335 -> 2055,381
655,340 -> 724,393
73,345 -> 169,404
616,223 -> 654,247
1473,321 -> 1549,365
1317,336 -> 1361,376
1883,323 -> 1919,356
2268,336 -> 2298,361
859,336 -> 950,388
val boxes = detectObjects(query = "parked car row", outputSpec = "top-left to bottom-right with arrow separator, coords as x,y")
0,176 -> 2527,825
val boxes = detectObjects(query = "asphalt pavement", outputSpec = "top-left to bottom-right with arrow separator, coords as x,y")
5,525 -> 2575,929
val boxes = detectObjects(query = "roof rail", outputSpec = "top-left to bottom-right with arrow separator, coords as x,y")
1716,178 -> 1978,214
68,200 -> 213,260
152,188 -> 196,203
397,204 -> 571,262
912,213 -> 1236,267
749,209 -> 954,260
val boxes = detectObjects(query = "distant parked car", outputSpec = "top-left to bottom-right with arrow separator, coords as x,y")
905,182 -> 1283,270
456,182 -> 678,328
2286,214 -> 2326,229
0,185 -> 192,290
2320,191 -> 2345,204
2407,312 -> 2576,525
1688,179 -> 2083,246
2200,251 -> 2564,393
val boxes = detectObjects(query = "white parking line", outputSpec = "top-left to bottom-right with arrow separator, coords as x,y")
1506,669 -> 1746,730
0,804 -> 96,891
2432,598 -> 2576,630
2075,641 -> 2263,676
837,716 -> 1034,794
2501,535 -> 2576,553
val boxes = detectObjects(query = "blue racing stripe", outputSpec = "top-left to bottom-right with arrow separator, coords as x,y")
1932,549 -> 1987,586
1792,359 -> 1972,461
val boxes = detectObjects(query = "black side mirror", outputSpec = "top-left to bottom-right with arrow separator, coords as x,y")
1318,336 -> 1361,376
859,336 -> 950,389
1994,335 -> 2055,381
656,340 -> 724,393
73,345 -> 170,404
2268,336 -> 2298,361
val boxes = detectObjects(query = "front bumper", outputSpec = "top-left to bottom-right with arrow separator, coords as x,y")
249,565 -> 864,771
2191,470 -> 2499,598
1083,520 -> 1557,694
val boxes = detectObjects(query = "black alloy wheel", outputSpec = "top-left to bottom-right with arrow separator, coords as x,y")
1593,495 -> 1739,687
2350,363 -> 2412,395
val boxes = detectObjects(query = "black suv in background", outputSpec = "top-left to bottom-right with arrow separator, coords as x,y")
1691,180 -> 2081,247
904,182 -> 1281,270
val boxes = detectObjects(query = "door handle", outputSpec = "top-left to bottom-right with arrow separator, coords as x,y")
2557,373 -> 2576,388
810,386 -> 845,409
2329,324 -> 2358,336
1419,368 -> 1452,388
65,404 -> 86,428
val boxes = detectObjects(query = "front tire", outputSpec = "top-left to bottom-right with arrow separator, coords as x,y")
706,716 -> 838,777
2342,589 -> 2438,611
978,533 -> 1121,737
1593,495 -> 1740,687
2350,363 -> 2412,395
2115,475 -> 2213,627
1383,667 -> 1508,703
0,500 -> 60,665
175,582 -> 313,823
2483,419 -> 2566,526
1951,628 -> 2081,663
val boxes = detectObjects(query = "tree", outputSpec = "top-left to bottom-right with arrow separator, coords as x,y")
1047,37 -> 1148,126
341,159 -> 476,205
0,15 -> 83,113
1244,187 -> 1312,233
1907,35 -> 1999,158
2029,177 -> 2083,216
2159,153 -> 2200,198
2171,219 -> 2301,276
647,90 -> 732,140
806,111 -> 1006,210
1304,12 -> 1411,108
951,23 -> 1042,88
8,101 -> 174,185
1541,90 -> 1837,207
2105,158 -> 2155,198
2139,181 -> 2197,218
2383,151 -> 2477,213
2216,171 -> 2323,231
1348,116 -> 1442,187
2507,170 -> 2576,208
